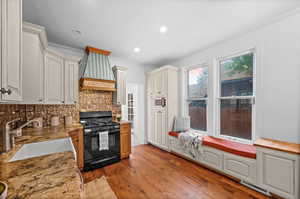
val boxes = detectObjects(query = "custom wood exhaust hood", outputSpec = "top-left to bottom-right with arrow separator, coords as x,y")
79,46 -> 116,91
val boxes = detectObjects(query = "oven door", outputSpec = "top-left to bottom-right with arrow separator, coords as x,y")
84,129 -> 120,162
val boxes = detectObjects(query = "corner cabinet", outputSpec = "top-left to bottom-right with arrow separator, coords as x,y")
147,65 -> 178,151
0,0 -> 22,102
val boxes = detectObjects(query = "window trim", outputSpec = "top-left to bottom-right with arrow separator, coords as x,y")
215,49 -> 256,144
185,63 -> 209,134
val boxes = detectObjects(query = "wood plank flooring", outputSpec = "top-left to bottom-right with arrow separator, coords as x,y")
82,144 -> 272,199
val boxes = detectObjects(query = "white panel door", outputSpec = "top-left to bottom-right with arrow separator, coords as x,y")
154,108 -> 168,150
44,52 -> 64,104
1,0 -> 22,101
257,148 -> 299,199
64,60 -> 78,104
22,31 -> 44,104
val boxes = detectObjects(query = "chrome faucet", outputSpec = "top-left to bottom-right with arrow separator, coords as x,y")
3,118 -> 43,152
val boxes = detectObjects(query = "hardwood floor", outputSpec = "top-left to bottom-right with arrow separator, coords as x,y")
82,144 -> 272,199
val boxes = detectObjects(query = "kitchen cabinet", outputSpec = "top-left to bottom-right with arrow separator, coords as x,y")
120,122 -> 131,159
69,129 -> 84,171
113,66 -> 127,105
22,21 -> 79,105
147,66 -> 178,152
0,0 -> 22,102
44,51 -> 65,104
256,146 -> 299,199
22,22 -> 46,104
202,146 -> 224,170
223,152 -> 257,184
65,60 -> 79,104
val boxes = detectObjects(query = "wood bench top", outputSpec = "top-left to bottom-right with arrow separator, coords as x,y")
254,138 -> 300,155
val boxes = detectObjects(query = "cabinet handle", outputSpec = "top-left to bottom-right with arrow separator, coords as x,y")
62,101 -> 65,103
38,99 -> 43,102
0,88 -> 12,95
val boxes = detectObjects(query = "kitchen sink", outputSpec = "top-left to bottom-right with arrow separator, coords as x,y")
9,138 -> 76,162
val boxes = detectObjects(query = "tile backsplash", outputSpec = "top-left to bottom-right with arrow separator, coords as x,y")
0,90 -> 121,152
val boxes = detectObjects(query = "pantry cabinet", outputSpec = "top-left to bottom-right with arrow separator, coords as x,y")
147,65 -> 178,151
0,0 -> 22,102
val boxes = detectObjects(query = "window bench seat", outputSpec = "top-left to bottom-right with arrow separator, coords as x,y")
168,132 -> 256,159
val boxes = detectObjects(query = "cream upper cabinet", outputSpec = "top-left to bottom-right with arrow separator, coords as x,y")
0,0 -> 22,102
113,66 -> 127,105
44,51 -> 64,104
22,23 -> 46,104
153,70 -> 167,97
64,60 -> 79,104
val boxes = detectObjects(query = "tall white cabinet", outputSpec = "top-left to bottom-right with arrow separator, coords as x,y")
147,65 -> 178,151
0,0 -> 22,102
113,66 -> 127,105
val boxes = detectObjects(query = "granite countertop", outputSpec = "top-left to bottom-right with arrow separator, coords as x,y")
0,124 -> 83,199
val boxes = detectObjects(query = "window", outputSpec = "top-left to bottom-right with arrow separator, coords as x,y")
128,93 -> 134,128
217,50 -> 255,142
187,66 -> 208,132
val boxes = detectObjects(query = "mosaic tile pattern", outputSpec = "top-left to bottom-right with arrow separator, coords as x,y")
0,90 -> 121,152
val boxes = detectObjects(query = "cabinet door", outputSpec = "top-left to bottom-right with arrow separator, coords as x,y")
154,109 -> 168,150
64,60 -> 78,104
154,70 -> 167,97
22,31 -> 44,104
202,146 -> 223,170
121,123 -> 131,159
223,152 -> 257,184
148,108 -> 156,144
117,70 -> 127,105
44,53 -> 64,104
257,148 -> 299,199
1,0 -> 22,101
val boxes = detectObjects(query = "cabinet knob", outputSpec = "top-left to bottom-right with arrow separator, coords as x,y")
0,88 -> 12,95
62,101 -> 65,103
74,101 -> 77,104
38,99 -> 43,102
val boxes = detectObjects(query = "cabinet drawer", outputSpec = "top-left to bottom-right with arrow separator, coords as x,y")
223,152 -> 257,184
202,146 -> 223,170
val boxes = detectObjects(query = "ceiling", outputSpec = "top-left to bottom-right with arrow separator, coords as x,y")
23,0 -> 300,66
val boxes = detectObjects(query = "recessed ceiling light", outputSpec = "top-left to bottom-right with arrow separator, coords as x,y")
160,26 -> 168,34
134,47 -> 141,53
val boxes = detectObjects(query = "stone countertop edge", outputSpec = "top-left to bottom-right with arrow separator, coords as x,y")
0,123 -> 83,199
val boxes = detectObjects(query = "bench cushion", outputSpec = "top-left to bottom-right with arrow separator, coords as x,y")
169,131 -> 180,138
203,136 -> 256,159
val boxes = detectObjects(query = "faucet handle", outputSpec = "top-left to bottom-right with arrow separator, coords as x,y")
5,118 -> 21,130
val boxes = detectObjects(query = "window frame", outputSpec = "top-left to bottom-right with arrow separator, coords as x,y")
185,63 -> 209,134
215,49 -> 256,144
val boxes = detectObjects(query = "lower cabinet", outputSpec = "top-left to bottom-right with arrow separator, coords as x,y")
202,146 -> 223,171
120,122 -> 131,159
223,152 -> 257,184
257,147 -> 299,199
69,129 -> 84,171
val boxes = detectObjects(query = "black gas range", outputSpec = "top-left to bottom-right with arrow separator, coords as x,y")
80,111 -> 120,171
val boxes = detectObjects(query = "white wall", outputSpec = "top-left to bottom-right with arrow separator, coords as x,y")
48,43 -> 155,144
171,11 -> 300,144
